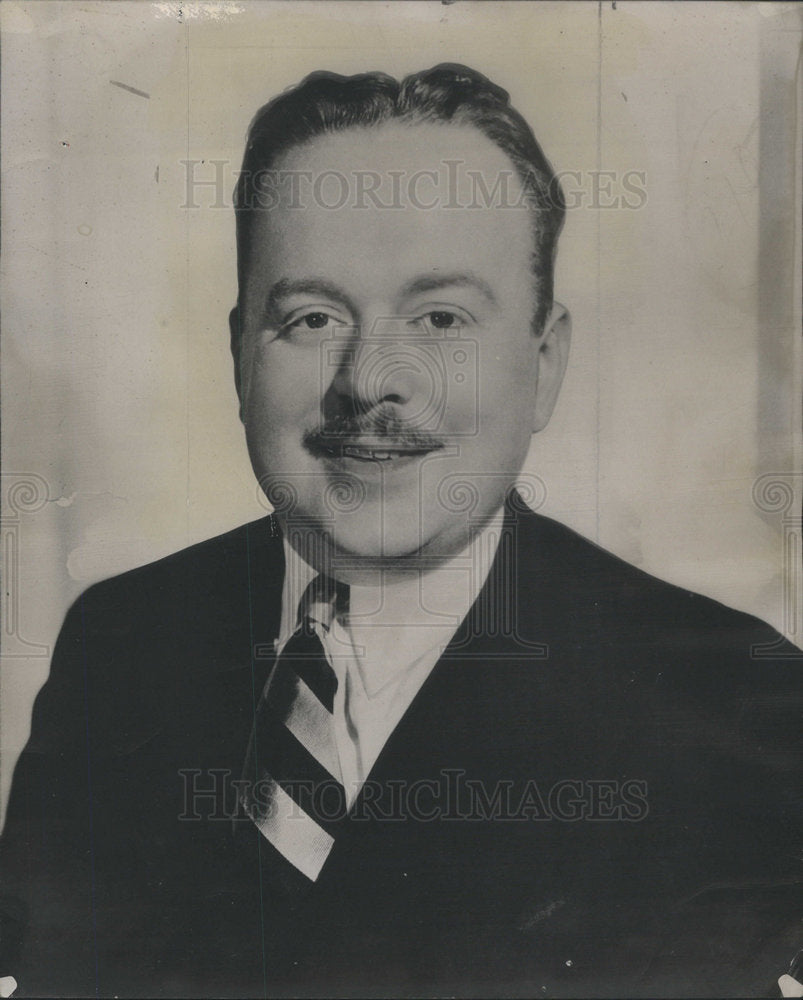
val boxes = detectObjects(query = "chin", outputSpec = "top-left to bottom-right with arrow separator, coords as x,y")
277,484 -> 482,576
327,509 -> 472,575
331,518 -> 425,563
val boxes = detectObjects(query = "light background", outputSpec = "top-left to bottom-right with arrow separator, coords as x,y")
2,0 -> 801,823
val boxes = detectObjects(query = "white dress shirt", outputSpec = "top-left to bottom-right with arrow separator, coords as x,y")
275,509 -> 505,806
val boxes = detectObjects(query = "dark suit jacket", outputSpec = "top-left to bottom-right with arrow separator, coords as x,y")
1,496 -> 801,997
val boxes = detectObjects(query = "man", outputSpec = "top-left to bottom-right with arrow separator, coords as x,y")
1,64 -> 800,998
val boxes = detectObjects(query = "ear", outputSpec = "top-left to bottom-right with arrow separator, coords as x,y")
532,301 -> 571,433
229,306 -> 244,420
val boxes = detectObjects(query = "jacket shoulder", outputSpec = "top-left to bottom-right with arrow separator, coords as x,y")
519,508 -> 795,650
516,510 -> 801,749
23,518 -> 282,757
49,517 -> 281,700
75,516 -> 278,616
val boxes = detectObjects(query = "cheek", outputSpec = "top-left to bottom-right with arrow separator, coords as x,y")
242,344 -> 318,432
477,337 -> 538,423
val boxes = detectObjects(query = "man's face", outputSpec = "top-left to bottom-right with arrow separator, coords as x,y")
234,122 -> 569,580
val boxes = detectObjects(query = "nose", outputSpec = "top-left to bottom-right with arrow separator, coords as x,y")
329,320 -> 445,421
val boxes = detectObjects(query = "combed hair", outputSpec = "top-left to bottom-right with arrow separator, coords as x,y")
234,64 -> 565,334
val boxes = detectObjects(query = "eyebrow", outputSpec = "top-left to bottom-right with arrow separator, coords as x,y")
265,277 -> 353,317
398,273 -> 498,307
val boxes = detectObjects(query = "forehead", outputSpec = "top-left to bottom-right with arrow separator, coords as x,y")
242,122 -> 534,307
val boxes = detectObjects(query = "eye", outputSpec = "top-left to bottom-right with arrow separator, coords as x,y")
407,309 -> 469,334
416,310 -> 463,331
428,311 -> 457,329
295,312 -> 333,330
280,310 -> 345,336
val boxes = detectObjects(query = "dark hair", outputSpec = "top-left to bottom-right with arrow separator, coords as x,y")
234,63 -> 565,333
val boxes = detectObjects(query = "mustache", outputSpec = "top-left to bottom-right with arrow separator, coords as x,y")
303,409 -> 444,455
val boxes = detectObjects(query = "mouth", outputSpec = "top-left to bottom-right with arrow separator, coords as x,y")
314,438 -> 443,463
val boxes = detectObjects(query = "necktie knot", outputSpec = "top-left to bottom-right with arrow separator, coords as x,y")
298,574 -> 349,636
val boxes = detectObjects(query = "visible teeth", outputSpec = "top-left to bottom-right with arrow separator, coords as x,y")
343,447 -> 399,460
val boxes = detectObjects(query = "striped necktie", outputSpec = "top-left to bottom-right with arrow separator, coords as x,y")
240,575 -> 348,883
